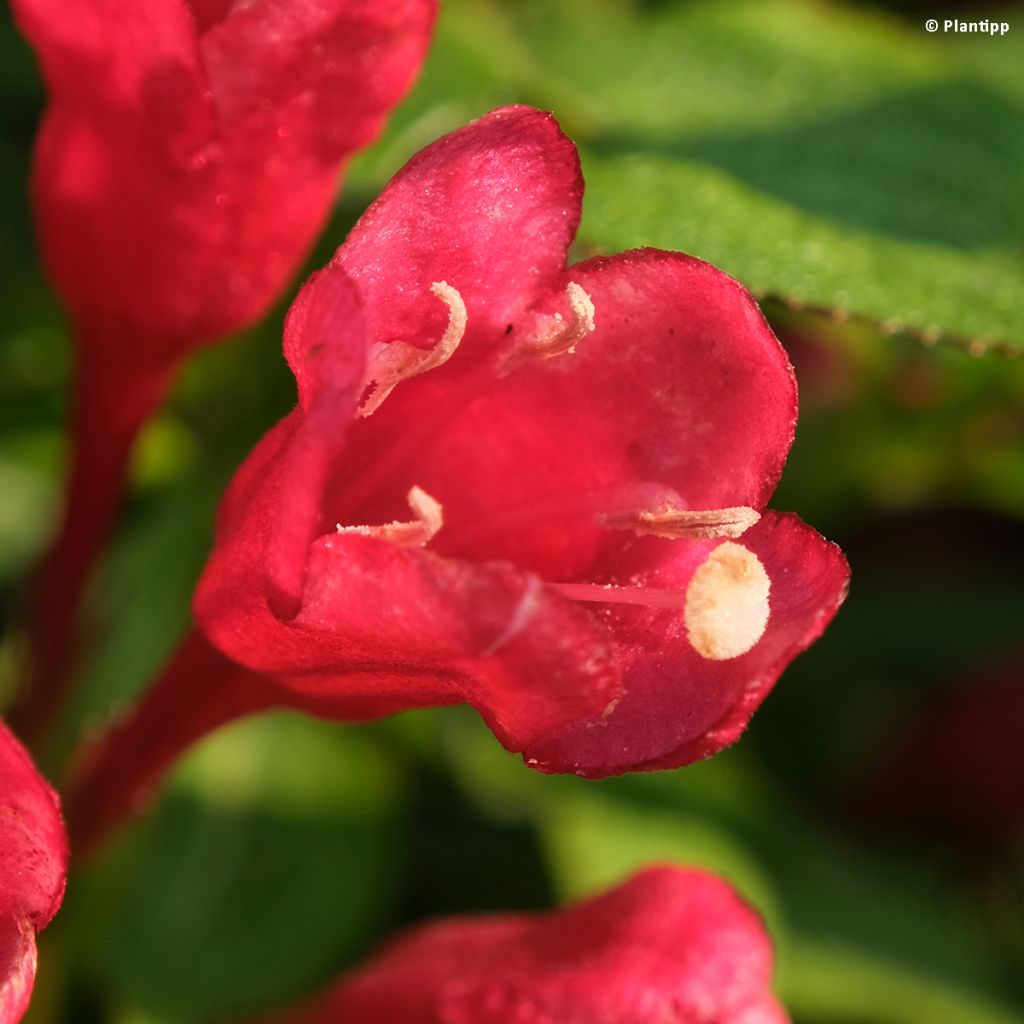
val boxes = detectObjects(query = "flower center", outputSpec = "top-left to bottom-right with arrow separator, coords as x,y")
330,284 -> 771,662
356,279 -> 594,418
333,280 -> 597,521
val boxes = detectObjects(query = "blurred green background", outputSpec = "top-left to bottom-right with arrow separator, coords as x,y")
2,0 -> 1023,1021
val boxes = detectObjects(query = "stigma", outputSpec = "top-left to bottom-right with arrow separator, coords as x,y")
683,542 -> 770,660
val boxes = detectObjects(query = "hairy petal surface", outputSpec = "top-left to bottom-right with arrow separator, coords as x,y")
265,867 -> 788,1024
0,723 -> 67,1023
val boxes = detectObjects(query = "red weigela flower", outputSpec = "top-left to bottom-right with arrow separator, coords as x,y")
10,0 -> 436,734
0,722 -> 67,1023
262,866 -> 788,1023
70,107 -> 848,847
193,106 -> 849,774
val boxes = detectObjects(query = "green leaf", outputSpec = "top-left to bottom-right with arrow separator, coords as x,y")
347,0 -> 1024,351
70,715 -> 409,1023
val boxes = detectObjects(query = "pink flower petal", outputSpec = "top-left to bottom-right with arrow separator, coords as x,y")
265,867 -> 787,1024
198,500 -> 621,748
523,513 -> 849,776
190,111 -> 846,775
11,0 -> 211,148
74,107 -> 849,848
0,917 -> 38,1024
335,105 -> 583,353
201,0 -> 436,155
0,722 -> 68,1023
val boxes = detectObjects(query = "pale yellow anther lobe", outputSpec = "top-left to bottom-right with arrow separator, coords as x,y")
358,281 -> 467,416
498,281 -> 596,376
601,505 -> 761,540
336,485 -> 443,546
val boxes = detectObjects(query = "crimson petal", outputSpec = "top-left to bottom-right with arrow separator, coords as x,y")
0,722 -> 67,1023
264,867 -> 787,1024
198,502 -> 621,747
335,105 -> 583,353
14,0 -> 438,350
521,513 -> 848,776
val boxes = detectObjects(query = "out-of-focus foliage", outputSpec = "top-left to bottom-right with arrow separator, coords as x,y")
65,715 -> 407,1022
348,0 -> 1024,352
0,1 -> 1022,1023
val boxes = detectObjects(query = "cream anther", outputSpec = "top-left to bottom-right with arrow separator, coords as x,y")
336,485 -> 443,546
498,281 -> 596,376
358,281 -> 467,416
684,542 -> 770,661
601,504 -> 761,540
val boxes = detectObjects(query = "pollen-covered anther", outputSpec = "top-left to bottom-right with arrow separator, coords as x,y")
601,504 -> 761,540
498,281 -> 596,376
684,542 -> 770,661
336,485 -> 443,546
358,281 -> 467,416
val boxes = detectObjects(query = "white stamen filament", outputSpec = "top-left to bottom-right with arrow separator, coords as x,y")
548,582 -> 687,610
358,282 -> 467,416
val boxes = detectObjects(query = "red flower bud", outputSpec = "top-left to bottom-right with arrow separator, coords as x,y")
262,867 -> 788,1024
10,0 -> 436,737
14,0 -> 436,354
0,722 -> 67,1023
69,108 -> 848,849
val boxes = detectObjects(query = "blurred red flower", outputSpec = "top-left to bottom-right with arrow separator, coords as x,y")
71,107 -> 847,849
0,722 -> 67,1023
262,866 -> 788,1024
10,0 -> 436,736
